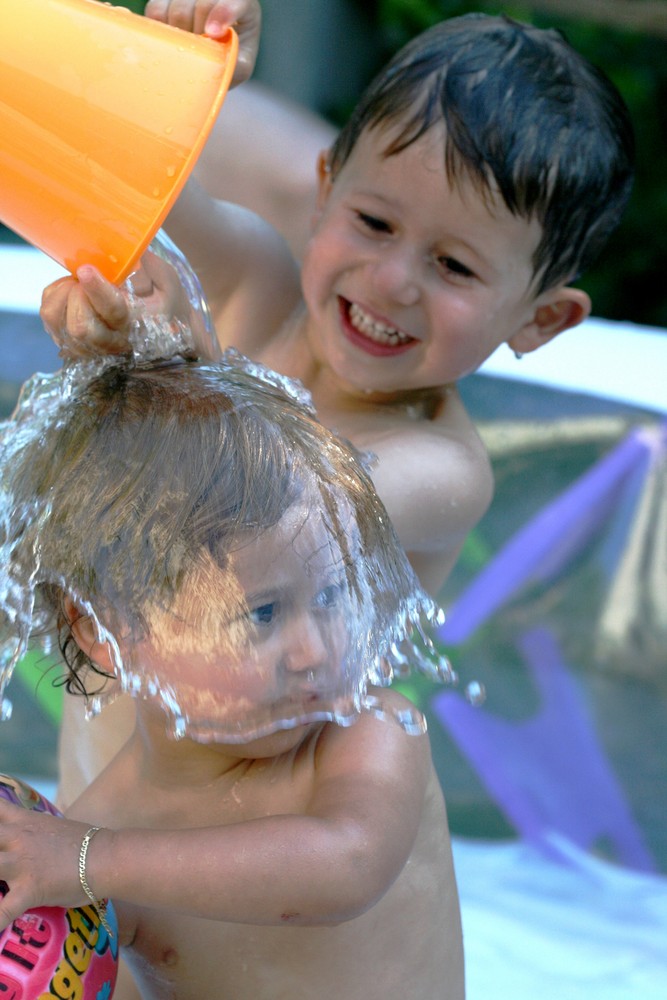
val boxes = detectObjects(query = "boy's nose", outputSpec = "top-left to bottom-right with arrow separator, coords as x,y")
369,248 -> 421,306
283,613 -> 329,676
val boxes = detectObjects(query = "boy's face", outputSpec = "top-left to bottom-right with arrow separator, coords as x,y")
301,124 -> 550,396
134,502 -> 358,741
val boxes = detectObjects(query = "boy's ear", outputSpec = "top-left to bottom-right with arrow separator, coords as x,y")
314,149 -> 334,213
509,286 -> 591,356
63,594 -> 117,673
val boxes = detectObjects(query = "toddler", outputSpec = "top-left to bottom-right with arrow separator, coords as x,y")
0,353 -> 463,999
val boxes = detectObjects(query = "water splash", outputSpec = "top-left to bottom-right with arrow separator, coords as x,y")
124,228 -> 218,363
0,288 -> 459,741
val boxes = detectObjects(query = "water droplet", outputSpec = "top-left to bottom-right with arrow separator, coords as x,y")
166,166 -> 176,178
164,125 -> 173,135
152,186 -> 161,198
465,680 -> 486,706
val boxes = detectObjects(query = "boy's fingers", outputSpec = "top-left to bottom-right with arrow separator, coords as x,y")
144,1 -> 217,35
143,0 -> 182,28
144,1 -> 260,83
40,269 -> 132,359
40,276 -> 77,340
64,272 -> 131,356
75,266 -> 130,329
208,1 -> 261,84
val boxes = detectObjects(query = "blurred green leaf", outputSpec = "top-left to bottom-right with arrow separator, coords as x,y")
106,0 -> 147,13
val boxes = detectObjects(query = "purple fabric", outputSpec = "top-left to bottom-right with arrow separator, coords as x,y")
438,429 -> 652,645
432,627 -> 656,871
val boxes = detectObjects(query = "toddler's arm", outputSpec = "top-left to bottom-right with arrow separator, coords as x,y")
0,697 -> 430,930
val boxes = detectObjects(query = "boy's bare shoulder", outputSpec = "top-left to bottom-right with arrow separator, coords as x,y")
358,386 -> 493,587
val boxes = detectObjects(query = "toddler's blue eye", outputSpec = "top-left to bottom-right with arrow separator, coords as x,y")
313,583 -> 344,610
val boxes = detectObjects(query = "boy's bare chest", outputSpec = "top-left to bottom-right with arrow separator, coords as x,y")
256,322 -> 438,425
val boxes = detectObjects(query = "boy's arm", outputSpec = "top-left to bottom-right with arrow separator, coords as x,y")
39,177 -> 300,362
40,0 -> 301,361
163,177 -> 301,356
0,694 -> 430,928
140,0 -> 303,354
193,81 -> 337,261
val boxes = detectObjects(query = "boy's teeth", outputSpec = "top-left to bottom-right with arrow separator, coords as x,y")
349,302 -> 410,346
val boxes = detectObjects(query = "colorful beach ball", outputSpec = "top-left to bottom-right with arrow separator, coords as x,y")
0,774 -> 118,999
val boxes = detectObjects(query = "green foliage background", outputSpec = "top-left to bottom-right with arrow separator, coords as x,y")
113,0 -> 145,11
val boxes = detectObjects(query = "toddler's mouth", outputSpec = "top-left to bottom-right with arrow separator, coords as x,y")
341,299 -> 415,355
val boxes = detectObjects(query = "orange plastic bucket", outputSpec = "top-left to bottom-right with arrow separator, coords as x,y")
0,0 -> 237,283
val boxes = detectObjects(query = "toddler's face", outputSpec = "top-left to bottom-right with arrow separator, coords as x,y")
301,123 -> 545,396
132,502 -> 359,742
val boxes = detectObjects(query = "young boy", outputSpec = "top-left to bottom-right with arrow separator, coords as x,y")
42,10 -> 634,800
0,354 -> 463,1000
43,8 -> 635,595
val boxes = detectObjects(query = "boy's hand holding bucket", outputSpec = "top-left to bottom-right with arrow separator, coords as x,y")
0,0 -> 239,284
145,0 -> 261,84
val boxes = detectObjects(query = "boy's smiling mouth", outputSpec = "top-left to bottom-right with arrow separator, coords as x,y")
340,298 -> 416,356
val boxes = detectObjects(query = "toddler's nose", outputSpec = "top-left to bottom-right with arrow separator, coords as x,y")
283,613 -> 329,676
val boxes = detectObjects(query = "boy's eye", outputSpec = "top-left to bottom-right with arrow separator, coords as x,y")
249,601 -> 278,626
438,256 -> 474,279
357,211 -> 392,234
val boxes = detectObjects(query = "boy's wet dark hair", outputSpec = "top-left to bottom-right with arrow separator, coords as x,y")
329,14 -> 635,294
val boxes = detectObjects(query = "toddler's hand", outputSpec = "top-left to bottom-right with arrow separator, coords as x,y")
144,0 -> 261,85
0,801 -> 90,928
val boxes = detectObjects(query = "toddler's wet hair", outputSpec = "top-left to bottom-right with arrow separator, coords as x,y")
4,358 -> 413,687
